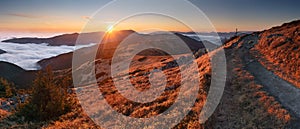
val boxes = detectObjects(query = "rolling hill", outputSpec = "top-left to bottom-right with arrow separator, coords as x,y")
38,31 -> 214,70
0,61 -> 36,89
44,20 -> 300,128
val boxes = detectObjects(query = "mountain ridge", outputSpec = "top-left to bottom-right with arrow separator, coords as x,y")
0,61 -> 36,89
0,49 -> 6,54
38,32 -> 213,70
2,32 -> 104,46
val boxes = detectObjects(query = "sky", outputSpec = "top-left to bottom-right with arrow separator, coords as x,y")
0,0 -> 299,33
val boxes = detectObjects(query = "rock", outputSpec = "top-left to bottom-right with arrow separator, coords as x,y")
0,94 -> 29,111
194,48 -> 207,58
267,33 -> 283,38
19,94 -> 29,103
1,101 -> 6,105
1,104 -> 10,111
165,85 -> 177,91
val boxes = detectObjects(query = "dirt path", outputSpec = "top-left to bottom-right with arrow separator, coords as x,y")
245,59 -> 300,118
241,35 -> 300,119
211,33 -> 300,128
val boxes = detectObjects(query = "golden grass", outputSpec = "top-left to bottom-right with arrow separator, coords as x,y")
43,53 -> 212,129
208,37 -> 292,128
0,109 -> 10,121
254,21 -> 300,87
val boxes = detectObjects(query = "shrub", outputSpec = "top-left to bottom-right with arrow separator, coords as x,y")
0,78 -> 15,98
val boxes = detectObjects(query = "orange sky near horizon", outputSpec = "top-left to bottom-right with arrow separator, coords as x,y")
0,16 -> 293,34
0,0 -> 299,34
0,15 -> 288,34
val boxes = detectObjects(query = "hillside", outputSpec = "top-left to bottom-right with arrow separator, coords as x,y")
210,20 -> 300,128
0,61 -> 36,89
253,20 -> 300,87
37,30 -> 136,70
97,32 -> 210,59
43,21 -> 299,128
38,32 -> 213,70
38,46 -> 97,70
54,20 -> 299,128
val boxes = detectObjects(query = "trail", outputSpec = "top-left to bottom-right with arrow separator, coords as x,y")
241,34 -> 300,119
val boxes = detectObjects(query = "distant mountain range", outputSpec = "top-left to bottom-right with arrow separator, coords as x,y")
180,31 -> 253,35
38,30 -> 214,70
0,20 -> 297,90
2,32 -> 104,46
1,30 -> 243,46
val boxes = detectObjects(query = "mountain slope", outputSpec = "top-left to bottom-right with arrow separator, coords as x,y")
254,20 -> 300,87
38,32 -> 214,70
210,20 -> 300,128
51,20 -> 298,128
1,20 -> 299,128
0,61 -> 36,89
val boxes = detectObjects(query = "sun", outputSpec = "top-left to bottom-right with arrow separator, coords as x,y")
106,25 -> 114,33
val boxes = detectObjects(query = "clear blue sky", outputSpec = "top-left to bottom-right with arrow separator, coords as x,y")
0,0 -> 299,32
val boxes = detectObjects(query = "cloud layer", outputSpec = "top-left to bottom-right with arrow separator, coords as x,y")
0,42 -> 95,70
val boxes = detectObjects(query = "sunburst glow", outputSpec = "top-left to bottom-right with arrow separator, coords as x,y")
106,25 -> 114,33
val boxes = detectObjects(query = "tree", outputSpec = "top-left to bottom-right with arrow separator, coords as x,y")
20,66 -> 70,121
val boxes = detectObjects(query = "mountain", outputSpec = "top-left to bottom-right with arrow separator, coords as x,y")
37,31 -> 214,70
37,30 -> 136,70
48,21 -> 298,128
38,46 -> 97,70
1,20 -> 300,128
38,52 -> 73,71
0,49 -> 6,54
96,32 -> 213,59
2,32 -> 104,46
0,61 -> 36,89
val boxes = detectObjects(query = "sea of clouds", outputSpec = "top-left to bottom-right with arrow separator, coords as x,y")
0,42 -> 95,70
0,32 -> 229,71
0,32 -> 95,70
182,34 -> 226,45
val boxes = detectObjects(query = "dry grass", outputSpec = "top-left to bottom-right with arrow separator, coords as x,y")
41,53 -> 212,129
208,36 -> 292,128
45,94 -> 101,129
0,109 -> 10,121
254,20 -> 300,87
44,22 -> 298,128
